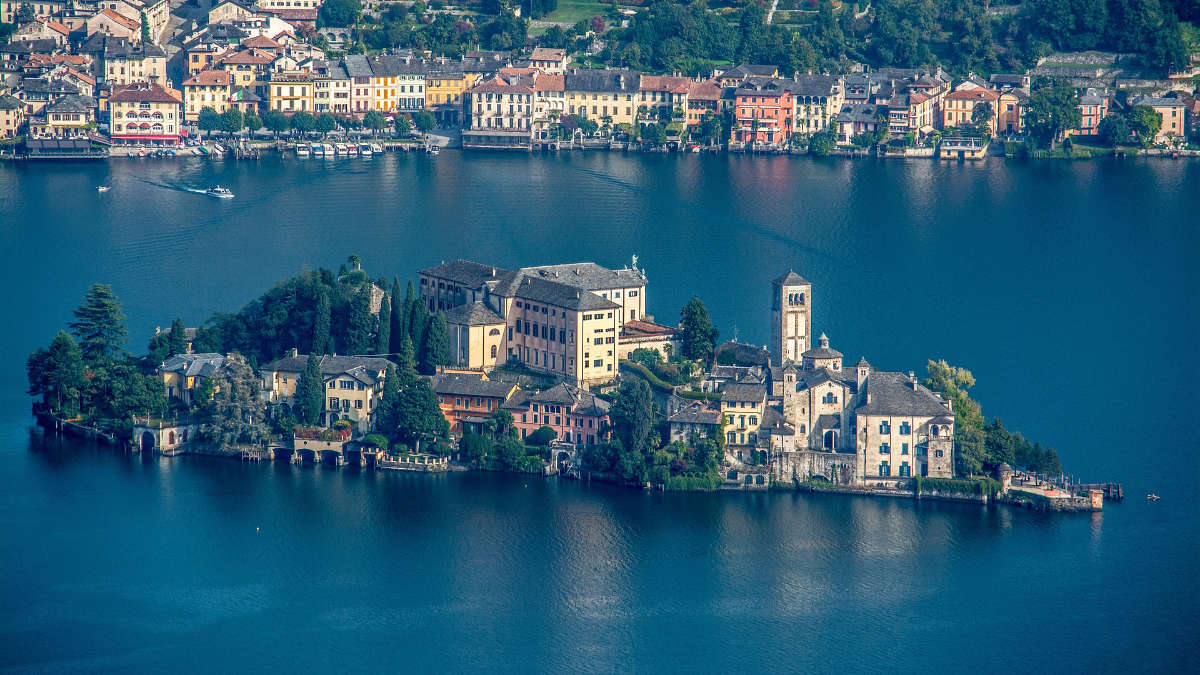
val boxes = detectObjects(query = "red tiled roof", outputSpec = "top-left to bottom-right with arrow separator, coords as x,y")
241,35 -> 281,49
37,17 -> 71,35
109,81 -> 182,104
945,88 -> 999,102
534,73 -> 563,92
639,75 -> 691,94
183,69 -> 232,87
220,48 -> 275,65
470,74 -> 534,94
687,79 -> 721,100
97,8 -> 140,32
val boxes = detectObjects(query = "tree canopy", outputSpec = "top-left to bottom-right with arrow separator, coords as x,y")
679,296 -> 718,362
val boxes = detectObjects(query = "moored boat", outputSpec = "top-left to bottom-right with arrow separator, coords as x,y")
358,143 -> 373,156
370,142 -> 384,153
311,143 -> 324,157
296,144 -> 310,157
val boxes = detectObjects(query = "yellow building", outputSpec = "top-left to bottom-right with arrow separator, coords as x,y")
942,88 -> 999,135
1131,95 -> 1188,144
261,352 -> 393,430
159,353 -> 225,406
425,60 -> 475,125
722,383 -> 767,460
0,94 -> 24,137
564,68 -> 641,129
219,48 -> 276,99
444,302 -> 507,371
182,69 -> 232,121
29,94 -> 94,138
0,0 -> 63,24
103,42 -> 168,88
268,71 -> 313,114
995,88 -> 1028,135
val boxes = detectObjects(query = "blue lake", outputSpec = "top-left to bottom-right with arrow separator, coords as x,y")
0,153 -> 1196,672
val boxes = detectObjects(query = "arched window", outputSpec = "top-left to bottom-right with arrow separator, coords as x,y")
931,425 -> 940,437
168,431 -> 175,444
490,345 -> 497,358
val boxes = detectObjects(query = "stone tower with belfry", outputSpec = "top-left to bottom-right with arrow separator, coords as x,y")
771,270 -> 811,365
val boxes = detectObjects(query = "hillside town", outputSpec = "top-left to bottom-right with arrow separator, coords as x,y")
0,0 -> 1198,158
30,253 -> 1117,510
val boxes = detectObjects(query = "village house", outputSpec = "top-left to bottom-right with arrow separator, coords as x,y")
995,87 -> 1028,135
791,74 -> 843,135
13,17 -> 71,46
503,382 -> 610,445
100,0 -> 171,43
425,58 -> 474,126
637,74 -> 690,127
616,319 -> 679,361
365,53 -> 425,113
430,370 -> 519,435
731,77 -> 793,147
186,44 -> 228,77
942,87 -> 999,135
15,77 -> 80,115
159,353 -> 225,406
108,80 -> 181,145
182,69 -> 232,121
268,70 -> 312,113
716,64 -> 778,88
462,71 -> 536,149
835,103 -> 882,144
684,78 -> 722,129
565,68 -> 641,130
311,58 -> 350,114
722,382 -> 767,461
531,71 -> 564,142
528,47 -> 568,75
28,93 -> 93,137
84,9 -> 142,43
0,0 -> 64,24
444,302 -> 507,371
217,47 -> 275,99
82,36 -> 167,88
1130,95 -> 1187,143
420,260 -> 647,388
0,94 -> 24,136
667,401 -> 722,445
261,352 -> 392,430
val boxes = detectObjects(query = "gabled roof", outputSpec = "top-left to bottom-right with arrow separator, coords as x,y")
530,47 -> 565,62
687,78 -> 721,101
443,301 -> 505,326
668,402 -> 721,425
518,262 -> 646,291
721,64 -> 778,80
530,382 -> 610,416
639,75 -> 691,94
0,94 -> 22,110
721,382 -> 766,403
470,73 -> 535,95
855,371 -> 952,417
96,8 -> 140,32
263,354 -> 392,380
945,88 -> 999,102
43,93 -> 94,113
564,67 -> 640,93
241,35 -> 282,50
430,371 -> 517,399
422,259 -> 511,288
109,81 -> 181,104
161,353 -> 226,377
504,274 -> 620,311
773,270 -> 809,286
183,69 -> 232,87
533,73 -> 563,92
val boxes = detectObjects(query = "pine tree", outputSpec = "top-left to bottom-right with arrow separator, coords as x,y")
390,277 -> 405,353
679,295 -> 718,362
312,289 -> 331,355
345,287 -> 373,355
69,283 -> 128,364
168,317 -> 187,356
395,335 -> 418,388
395,376 -> 449,451
419,312 -> 450,375
377,292 -> 392,354
294,353 -> 325,425
408,286 -> 429,353
376,363 -> 401,440
26,331 -> 85,414
203,352 -> 268,447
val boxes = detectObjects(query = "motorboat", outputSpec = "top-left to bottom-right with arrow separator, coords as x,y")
426,144 -> 440,155
296,144 -> 310,157
370,142 -> 384,153
358,143 -> 373,156
1147,493 -> 1161,501
311,143 -> 324,157
205,185 -> 234,199
321,143 -> 335,157
96,185 -> 112,193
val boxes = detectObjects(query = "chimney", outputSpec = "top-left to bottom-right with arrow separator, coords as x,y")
290,347 -> 298,357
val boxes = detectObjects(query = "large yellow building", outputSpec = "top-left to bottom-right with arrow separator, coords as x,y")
0,94 -> 23,137
182,69 -> 232,121
261,352 -> 393,430
722,383 -> 766,459
942,88 -> 1000,135
159,353 -> 225,406
268,71 -> 313,114
564,68 -> 641,129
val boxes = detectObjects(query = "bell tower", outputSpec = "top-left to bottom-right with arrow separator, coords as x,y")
771,270 -> 811,365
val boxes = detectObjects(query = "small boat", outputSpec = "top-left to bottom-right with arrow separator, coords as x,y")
212,143 -> 226,155
1147,493 -> 1160,501
321,143 -> 335,157
296,144 -> 310,157
96,185 -> 111,193
311,143 -> 324,157
426,144 -> 440,155
358,143 -> 373,157
370,142 -> 383,153
196,145 -> 209,155
205,185 -> 234,199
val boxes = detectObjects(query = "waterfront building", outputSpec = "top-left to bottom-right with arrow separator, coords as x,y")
1072,89 -> 1109,137
311,59 -> 350,114
1130,95 -> 1187,143
503,382 -> 610,445
108,81 -> 181,145
637,74 -> 690,127
532,72 -> 564,142
425,58 -> 473,126
182,69 -> 232,121
854,370 -> 955,484
430,370 -> 519,435
420,260 -> 647,388
268,70 -> 312,114
722,382 -> 767,460
942,88 -> 999,135
367,53 -> 426,113
790,74 -> 843,135
462,72 -> 535,149
342,54 -> 375,113
995,87 -> 1028,135
564,68 -> 640,129
667,401 -> 722,445
528,47 -> 568,75
261,351 -> 392,429
684,78 -> 721,129
0,94 -> 24,137
159,353 -> 225,406
27,92 -> 93,137
835,102 -> 882,144
731,77 -> 793,147
217,47 -> 275,99
15,77 -> 80,115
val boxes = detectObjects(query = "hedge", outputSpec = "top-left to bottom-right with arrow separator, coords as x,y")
664,472 -> 724,491
619,360 -> 675,392
915,477 -> 1002,497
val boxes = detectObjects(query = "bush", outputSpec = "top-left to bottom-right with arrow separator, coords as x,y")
362,433 -> 389,450
526,426 -> 557,446
652,361 -> 682,383
664,471 -> 724,491
619,359 -> 674,392
915,477 -> 1002,497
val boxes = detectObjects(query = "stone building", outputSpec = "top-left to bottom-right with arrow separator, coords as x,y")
770,270 -> 811,367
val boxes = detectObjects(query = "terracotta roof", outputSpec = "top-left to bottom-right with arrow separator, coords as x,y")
109,81 -> 182,104
220,48 -> 275,65
37,18 -> 71,36
945,89 -> 999,102
500,66 -> 538,77
533,73 -> 563,92
639,75 -> 691,94
687,79 -> 721,101
98,8 -> 141,32
183,69 -> 232,87
530,47 -> 565,61
241,35 -> 281,49
470,73 -> 534,95
64,68 -> 95,86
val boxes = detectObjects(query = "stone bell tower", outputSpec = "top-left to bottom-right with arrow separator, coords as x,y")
771,270 -> 811,365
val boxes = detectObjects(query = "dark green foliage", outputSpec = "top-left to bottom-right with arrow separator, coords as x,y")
641,123 -> 667,146
362,433 -> 389,450
394,115 -> 412,135
262,110 -> 289,136
221,108 -> 243,134
679,295 -> 717,362
315,113 -> 338,135
193,377 -> 215,407
526,426 -> 557,446
345,286 -> 374,355
408,292 -> 429,356
1128,105 -> 1163,146
319,0 -> 361,27
290,111 -> 316,134
69,283 -> 128,365
915,476 -> 1003,497
493,436 -> 525,471
294,353 -> 324,425
1027,79 -> 1081,150
460,432 -> 492,467
377,292 -> 392,354
203,352 -> 268,447
419,312 -> 449,375
166,318 -> 188,357
394,376 -> 448,450
363,110 -> 386,134
244,112 -> 262,133
1098,113 -> 1130,146
413,111 -> 436,133
376,363 -> 402,437
313,289 -> 331,355
27,331 -> 85,415
610,379 -> 653,459
198,107 -> 221,136
620,359 -> 674,392
807,131 -> 836,156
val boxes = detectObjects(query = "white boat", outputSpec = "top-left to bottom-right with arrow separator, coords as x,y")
311,143 -> 324,157
337,143 -> 351,156
321,143 -> 335,157
358,143 -> 373,156
212,143 -> 226,155
370,142 -> 384,153
426,144 -> 440,155
296,144 -> 310,157
96,185 -> 112,193
205,185 -> 234,199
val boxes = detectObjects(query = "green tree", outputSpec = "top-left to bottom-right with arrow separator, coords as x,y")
167,317 -> 187,356
375,363 -> 401,438
312,289 -> 331,355
26,331 -> 85,414
319,0 -> 361,26
527,426 -> 558,445
610,378 -> 653,460
413,110 -> 436,133
395,376 -> 448,451
294,353 -> 325,425
390,277 -> 407,353
494,436 -> 524,470
1026,79 -> 1081,150
263,110 -> 290,137
221,107 -> 244,135
203,352 -> 268,447
345,286 -> 374,355
198,106 -> 221,138
290,111 -> 316,135
140,11 -> 151,43
244,111 -> 263,134
808,130 -> 836,156
678,295 -> 718,362
315,113 -> 338,136
1098,113 -> 1130,146
460,432 -> 492,468
363,110 -> 386,136
972,101 -> 995,133
923,360 -> 985,476
1128,105 -> 1162,146
395,335 -> 418,388
394,115 -> 412,136
377,292 -> 392,354
419,312 -> 450,374
69,283 -> 128,365
641,123 -> 667,146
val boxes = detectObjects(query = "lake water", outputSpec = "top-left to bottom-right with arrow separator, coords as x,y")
0,153 -> 1196,672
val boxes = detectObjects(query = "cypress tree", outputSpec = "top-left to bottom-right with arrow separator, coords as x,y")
419,312 -> 450,375
390,277 -> 405,353
396,335 -> 418,388
69,283 -> 128,364
345,287 -> 373,355
377,292 -> 392,355
376,363 -> 401,440
168,317 -> 188,356
395,377 -> 449,452
294,353 -> 324,425
402,279 -> 416,338
312,289 -> 331,355
409,292 -> 429,358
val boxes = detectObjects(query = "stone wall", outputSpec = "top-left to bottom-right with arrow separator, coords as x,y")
770,449 -> 857,485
